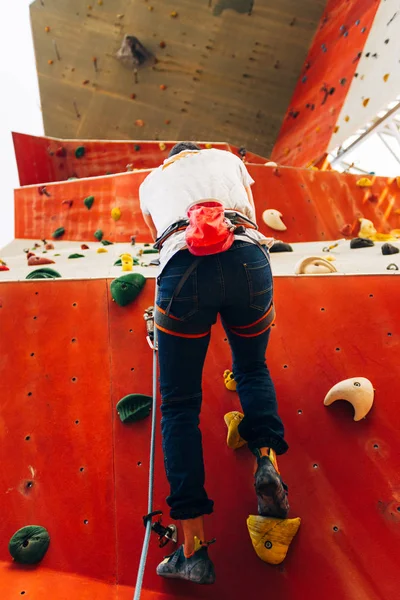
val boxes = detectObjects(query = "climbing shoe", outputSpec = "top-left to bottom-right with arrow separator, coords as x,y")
156,539 -> 215,584
255,450 -> 290,519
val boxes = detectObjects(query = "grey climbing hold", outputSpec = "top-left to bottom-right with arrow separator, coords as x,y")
381,243 -> 399,256
350,237 -> 374,249
9,526 -> 50,564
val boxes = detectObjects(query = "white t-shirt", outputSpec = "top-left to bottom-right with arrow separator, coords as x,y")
139,149 -> 273,270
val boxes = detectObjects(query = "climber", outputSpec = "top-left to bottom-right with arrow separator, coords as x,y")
139,142 -> 290,585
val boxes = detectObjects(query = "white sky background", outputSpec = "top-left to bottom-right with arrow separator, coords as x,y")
0,0 -> 43,248
0,3 -> 399,249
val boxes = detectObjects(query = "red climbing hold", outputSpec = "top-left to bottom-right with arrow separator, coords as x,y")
55,147 -> 66,157
45,244 -> 54,250
339,224 -> 353,237
0,265 -> 10,272
159,41 -> 166,48
26,252 -> 36,260
62,200 -> 73,208
28,256 -> 56,266
81,244 -> 90,250
130,93 -> 136,99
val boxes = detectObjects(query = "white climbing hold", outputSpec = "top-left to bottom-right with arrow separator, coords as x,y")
262,209 -> 287,231
324,377 -> 374,421
294,256 -> 337,274
359,218 -> 377,238
264,161 -> 278,167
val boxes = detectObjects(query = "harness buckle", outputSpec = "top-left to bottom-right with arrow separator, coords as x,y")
144,306 -> 158,350
143,511 -> 178,548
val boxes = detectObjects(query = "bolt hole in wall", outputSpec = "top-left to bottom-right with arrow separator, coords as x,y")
333,526 -> 339,532
373,444 -> 379,449
283,365 -> 288,369
297,409 -> 303,415
72,338 -> 77,343
137,461 -> 142,466
313,464 -> 319,469
84,520 -> 89,525
72,377 -> 77,382
30,353 -> 34,357
320,308 -> 325,312
75,420 -> 79,425
25,436 -> 30,441
335,347 -> 341,352
72,302 -> 77,307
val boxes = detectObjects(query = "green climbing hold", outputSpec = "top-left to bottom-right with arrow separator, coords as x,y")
54,253 -> 61,256
114,258 -> 122,267
9,525 -> 50,565
116,394 -> 152,423
68,253 -> 85,259
52,227 -> 65,239
26,268 -> 62,279
144,243 -> 150,247
110,273 -> 146,306
101,240 -> 114,246
75,146 -> 85,158
134,144 -> 141,151
94,230 -> 104,241
143,248 -> 159,254
84,195 -> 95,210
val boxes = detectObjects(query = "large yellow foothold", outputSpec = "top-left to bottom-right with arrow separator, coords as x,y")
223,369 -> 237,391
247,515 -> 301,565
224,411 -> 247,450
324,377 -> 374,421
121,253 -> 133,272
111,207 -> 121,221
356,177 -> 373,187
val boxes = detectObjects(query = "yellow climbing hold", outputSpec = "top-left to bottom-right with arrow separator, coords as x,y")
111,207 -> 121,221
121,253 -> 134,272
97,248 -> 108,254
247,515 -> 301,565
170,10 -> 178,17
45,26 -> 50,33
205,143 -> 213,149
224,411 -> 247,450
333,126 -> 339,133
159,142 -> 167,151
356,177 -> 373,187
362,98 -> 370,107
223,369 -> 237,391
383,74 -> 390,82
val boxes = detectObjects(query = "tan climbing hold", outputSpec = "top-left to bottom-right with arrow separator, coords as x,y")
295,256 -> 337,275
170,11 -> 178,18
247,515 -> 301,565
159,142 -> 167,151
356,177 -> 373,187
111,207 -> 121,221
262,209 -> 287,231
324,377 -> 374,421
383,74 -> 390,82
224,411 -> 247,450
362,98 -> 370,107
97,248 -> 108,254
223,369 -> 237,392
358,217 -> 377,238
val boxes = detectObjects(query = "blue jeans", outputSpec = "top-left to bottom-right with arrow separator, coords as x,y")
157,241 -> 288,520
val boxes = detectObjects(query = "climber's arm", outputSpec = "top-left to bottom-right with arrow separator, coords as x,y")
142,212 -> 157,241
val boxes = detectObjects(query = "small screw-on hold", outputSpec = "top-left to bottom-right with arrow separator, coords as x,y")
353,382 -> 361,387
264,541 -> 273,549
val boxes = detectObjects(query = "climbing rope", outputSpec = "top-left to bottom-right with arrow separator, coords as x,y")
132,287 -> 159,600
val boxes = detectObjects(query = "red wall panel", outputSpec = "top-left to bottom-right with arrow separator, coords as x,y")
271,0 -> 380,167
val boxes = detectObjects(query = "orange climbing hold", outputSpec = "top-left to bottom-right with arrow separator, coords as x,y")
170,11 -> 178,17
165,119 -> 171,125
160,84 -> 167,91
48,60 -> 54,65
45,26 -> 50,33
135,120 -> 144,127
130,93 -> 136,100
333,126 -> 339,133
383,74 -> 390,82
396,177 -> 400,188
159,143 -> 167,151
363,98 -> 370,107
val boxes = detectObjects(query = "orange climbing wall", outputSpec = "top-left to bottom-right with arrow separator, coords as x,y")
14,166 -> 400,243
12,133 -> 233,186
1,275 -> 399,599
271,0 -> 380,167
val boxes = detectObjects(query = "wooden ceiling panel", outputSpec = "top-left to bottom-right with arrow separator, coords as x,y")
31,0 -> 326,154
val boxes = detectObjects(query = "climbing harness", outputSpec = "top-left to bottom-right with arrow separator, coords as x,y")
154,203 -> 275,338
132,291 -> 177,600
